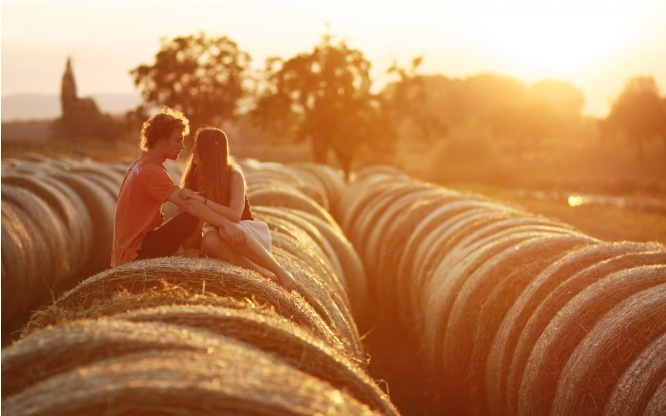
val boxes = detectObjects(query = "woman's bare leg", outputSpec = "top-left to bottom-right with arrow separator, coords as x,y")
215,228 -> 298,291
202,231 -> 278,283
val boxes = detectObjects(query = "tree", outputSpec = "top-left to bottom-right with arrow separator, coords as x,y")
130,33 -> 252,133
251,32 -> 439,179
603,76 -> 666,159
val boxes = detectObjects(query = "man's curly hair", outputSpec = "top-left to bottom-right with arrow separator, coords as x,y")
140,106 -> 190,150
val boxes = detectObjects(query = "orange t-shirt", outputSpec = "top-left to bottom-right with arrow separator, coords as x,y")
111,152 -> 179,267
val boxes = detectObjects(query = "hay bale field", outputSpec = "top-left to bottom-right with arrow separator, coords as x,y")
340,165 -> 666,416
4,157 -> 665,416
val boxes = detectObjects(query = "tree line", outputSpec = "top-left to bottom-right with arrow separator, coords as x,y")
57,31 -> 666,177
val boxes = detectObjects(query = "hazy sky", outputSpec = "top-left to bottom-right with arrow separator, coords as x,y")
2,0 -> 666,117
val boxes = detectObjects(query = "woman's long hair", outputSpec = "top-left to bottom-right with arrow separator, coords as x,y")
181,127 -> 242,206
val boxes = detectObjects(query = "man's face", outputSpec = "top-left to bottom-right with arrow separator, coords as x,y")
164,128 -> 185,160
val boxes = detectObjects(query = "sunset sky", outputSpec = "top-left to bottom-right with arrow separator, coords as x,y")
2,0 -> 666,117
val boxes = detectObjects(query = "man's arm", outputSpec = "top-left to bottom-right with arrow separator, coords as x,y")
167,188 -> 246,245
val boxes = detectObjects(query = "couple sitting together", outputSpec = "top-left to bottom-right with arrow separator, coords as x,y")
111,106 -> 298,291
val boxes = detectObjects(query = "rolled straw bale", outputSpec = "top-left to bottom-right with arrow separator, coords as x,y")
68,162 -> 125,201
3,318 -> 258,397
345,182 -> 421,256
486,241 -> 665,415
402,207 -> 532,324
421,224 -> 584,372
1,202 -> 35,325
551,281 -> 666,416
269,246 -> 364,361
289,162 -> 346,216
395,201 -> 522,322
259,211 -> 342,286
439,232 -> 597,415
241,159 -> 331,208
1,184 -> 72,285
349,164 -> 408,183
1,173 -> 93,268
643,378 -> 666,416
1,193 -> 65,306
603,332 -> 666,416
264,224 -> 361,335
518,264 -> 666,416
114,305 -> 396,414
367,187 -> 463,316
249,184 -> 338,227
363,184 -> 448,273
252,206 -> 344,282
25,257 -> 361,361
506,246 -> 666,415
22,283 -> 259,335
50,170 -> 116,276
3,348 -> 385,416
337,166 -> 411,233
278,207 -> 368,319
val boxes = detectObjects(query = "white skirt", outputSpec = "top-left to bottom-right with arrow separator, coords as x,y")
239,219 -> 272,252
203,220 -> 272,252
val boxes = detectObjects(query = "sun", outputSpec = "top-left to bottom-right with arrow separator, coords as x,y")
476,6 -> 629,79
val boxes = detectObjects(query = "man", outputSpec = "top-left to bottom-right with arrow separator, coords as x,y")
111,106 -> 245,267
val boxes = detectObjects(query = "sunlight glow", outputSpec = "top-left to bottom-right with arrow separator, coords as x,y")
477,8 -> 629,78
568,195 -> 584,207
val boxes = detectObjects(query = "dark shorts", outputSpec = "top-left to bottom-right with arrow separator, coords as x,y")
135,212 -> 200,260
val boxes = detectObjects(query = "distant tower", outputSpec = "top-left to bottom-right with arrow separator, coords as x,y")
61,56 -> 78,118
55,56 -> 104,141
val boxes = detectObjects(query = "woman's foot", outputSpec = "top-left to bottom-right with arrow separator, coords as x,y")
257,267 -> 279,283
277,271 -> 298,292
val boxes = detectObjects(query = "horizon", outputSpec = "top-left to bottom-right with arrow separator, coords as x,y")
3,1 -> 666,118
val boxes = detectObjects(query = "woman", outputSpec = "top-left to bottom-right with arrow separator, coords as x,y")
180,126 -> 298,291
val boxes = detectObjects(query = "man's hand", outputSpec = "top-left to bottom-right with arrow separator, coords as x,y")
178,188 -> 201,201
219,221 -> 246,246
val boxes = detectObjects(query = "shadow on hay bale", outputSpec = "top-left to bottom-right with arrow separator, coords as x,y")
340,165 -> 666,416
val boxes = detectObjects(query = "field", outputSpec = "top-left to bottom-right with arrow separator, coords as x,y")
2,129 -> 665,415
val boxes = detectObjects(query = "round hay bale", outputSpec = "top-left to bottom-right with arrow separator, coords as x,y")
3,348 -> 386,416
3,318 -> 249,397
421,225 -> 583,372
394,200 -> 522,323
1,202 -> 36,326
337,168 -> 411,234
346,182 -> 421,257
277,207 -> 367,319
114,304 -> 395,414
551,282 -> 666,416
249,185 -> 337,227
643,378 -> 666,416
1,184 -> 72,286
25,257 -> 361,361
289,162 -> 346,217
402,207 -> 532,324
252,206 -> 345,284
370,187 -> 465,315
50,171 -> 116,277
518,264 -> 666,416
269,246 -> 364,361
1,173 -> 93,271
439,233 -> 597,415
602,332 -> 666,416
486,241 -> 665,414
68,162 -> 125,201
22,282 -> 259,333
